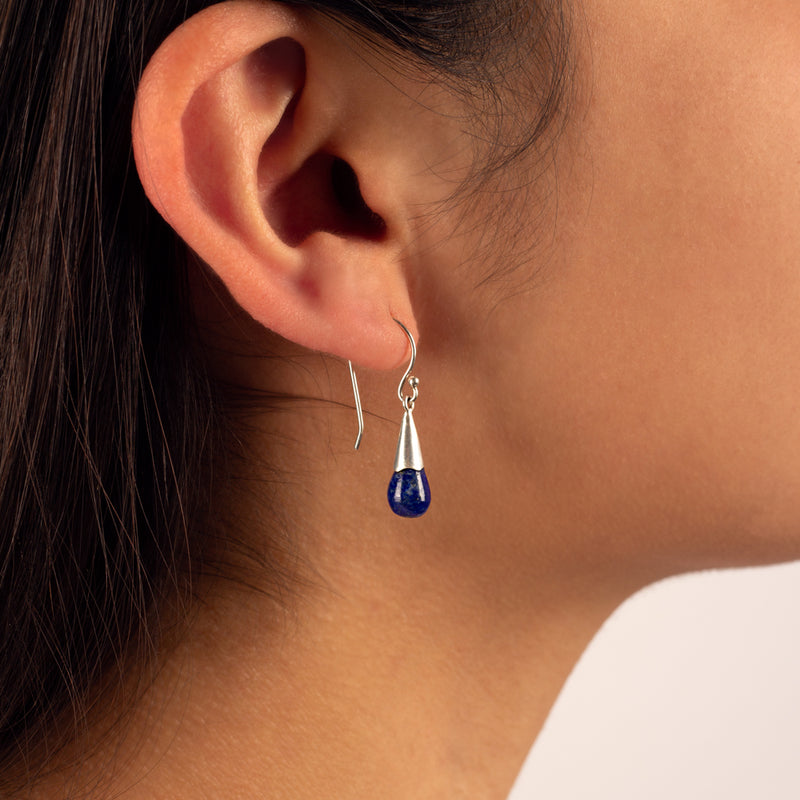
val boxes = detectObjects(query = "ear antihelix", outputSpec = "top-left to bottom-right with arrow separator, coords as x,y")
181,38 -> 307,234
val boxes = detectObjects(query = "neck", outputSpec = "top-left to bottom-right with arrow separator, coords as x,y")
68,554 -> 622,800
41,490 -> 630,799
33,345 -> 643,799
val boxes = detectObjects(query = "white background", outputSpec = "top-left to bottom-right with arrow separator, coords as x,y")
509,562 -> 800,799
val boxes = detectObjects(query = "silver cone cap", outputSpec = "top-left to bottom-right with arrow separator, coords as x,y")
393,409 -> 424,472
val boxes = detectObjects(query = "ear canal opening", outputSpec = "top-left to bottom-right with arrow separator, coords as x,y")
266,153 -> 387,247
330,158 -> 386,237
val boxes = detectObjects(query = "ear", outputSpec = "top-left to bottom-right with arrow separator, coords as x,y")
132,0 -> 417,368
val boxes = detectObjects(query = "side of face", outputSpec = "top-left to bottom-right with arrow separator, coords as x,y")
418,0 -> 800,579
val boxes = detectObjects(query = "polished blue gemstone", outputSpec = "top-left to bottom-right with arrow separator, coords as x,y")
387,468 -> 431,518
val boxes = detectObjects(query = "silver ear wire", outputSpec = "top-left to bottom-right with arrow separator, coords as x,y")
347,318 -> 415,452
348,360 -> 363,450
394,319 -> 419,411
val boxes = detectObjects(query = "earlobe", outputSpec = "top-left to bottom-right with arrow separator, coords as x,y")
132,1 -> 416,368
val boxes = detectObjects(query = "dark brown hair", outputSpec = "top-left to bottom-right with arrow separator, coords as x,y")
0,0 -> 570,790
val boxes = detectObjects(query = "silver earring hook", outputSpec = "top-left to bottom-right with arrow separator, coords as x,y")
348,319 -> 417,450
394,319 -> 419,412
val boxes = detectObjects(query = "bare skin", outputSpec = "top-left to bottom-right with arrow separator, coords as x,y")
34,0 -> 800,797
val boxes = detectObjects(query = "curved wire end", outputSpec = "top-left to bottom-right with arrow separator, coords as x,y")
350,320 -> 414,450
392,319 -> 416,366
392,319 -> 417,406
348,360 -> 364,450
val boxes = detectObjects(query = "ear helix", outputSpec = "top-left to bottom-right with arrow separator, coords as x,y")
348,319 -> 431,518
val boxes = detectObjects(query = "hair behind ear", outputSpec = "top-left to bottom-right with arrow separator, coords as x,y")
0,0 -> 221,789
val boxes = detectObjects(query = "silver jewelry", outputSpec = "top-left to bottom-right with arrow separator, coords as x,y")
348,319 -> 431,517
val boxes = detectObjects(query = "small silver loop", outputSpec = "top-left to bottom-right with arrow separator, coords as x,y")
402,377 -> 419,412
394,319 -> 419,410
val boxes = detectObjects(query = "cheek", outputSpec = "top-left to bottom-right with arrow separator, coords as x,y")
520,258 -> 800,570
508,3 -> 800,567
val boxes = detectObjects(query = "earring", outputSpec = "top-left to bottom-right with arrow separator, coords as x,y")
347,319 -> 431,518
387,319 -> 431,517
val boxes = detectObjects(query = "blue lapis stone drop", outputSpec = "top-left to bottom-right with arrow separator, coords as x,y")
388,468 -> 431,518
